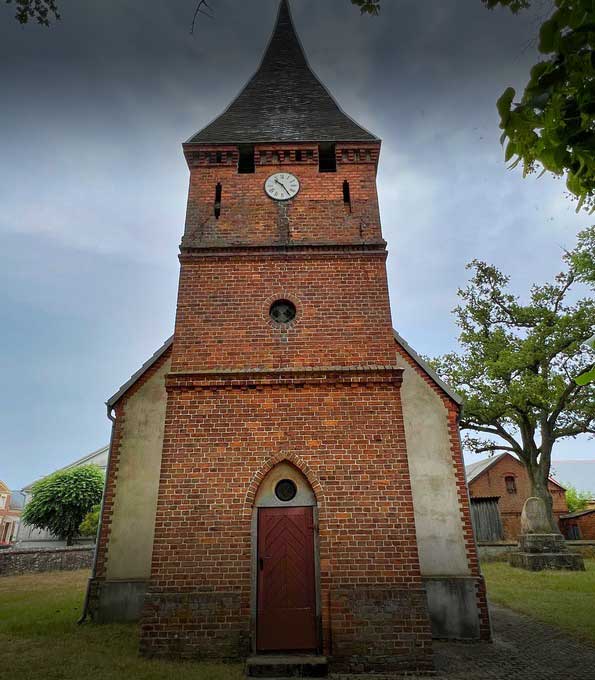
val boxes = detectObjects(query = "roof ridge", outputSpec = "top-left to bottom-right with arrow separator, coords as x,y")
392,330 -> 463,405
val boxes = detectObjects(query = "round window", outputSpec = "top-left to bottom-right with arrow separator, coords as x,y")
275,479 -> 297,502
269,299 -> 296,324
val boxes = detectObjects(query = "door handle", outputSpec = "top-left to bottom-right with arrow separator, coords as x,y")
259,556 -> 271,571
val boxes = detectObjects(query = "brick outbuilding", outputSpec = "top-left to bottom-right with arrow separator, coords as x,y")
467,452 -> 568,541
560,509 -> 595,540
87,1 -> 490,674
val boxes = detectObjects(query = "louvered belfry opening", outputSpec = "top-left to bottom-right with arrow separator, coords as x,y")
318,143 -> 337,172
238,145 -> 255,173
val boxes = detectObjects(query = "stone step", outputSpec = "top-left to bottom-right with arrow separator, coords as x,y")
245,655 -> 328,678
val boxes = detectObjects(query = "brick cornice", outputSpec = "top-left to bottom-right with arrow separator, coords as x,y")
179,241 -> 387,260
165,365 -> 404,390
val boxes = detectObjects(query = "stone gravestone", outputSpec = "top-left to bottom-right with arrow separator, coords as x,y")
509,497 -> 585,571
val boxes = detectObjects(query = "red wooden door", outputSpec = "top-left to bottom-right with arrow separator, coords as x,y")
257,506 -> 317,652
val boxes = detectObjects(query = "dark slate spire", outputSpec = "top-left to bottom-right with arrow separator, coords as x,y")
187,0 -> 378,144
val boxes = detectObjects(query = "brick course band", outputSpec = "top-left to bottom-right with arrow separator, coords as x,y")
165,366 -> 404,390
179,242 -> 388,258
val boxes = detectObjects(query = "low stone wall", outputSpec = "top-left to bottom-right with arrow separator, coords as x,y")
0,546 -> 94,576
478,540 -> 595,562
478,542 -> 517,561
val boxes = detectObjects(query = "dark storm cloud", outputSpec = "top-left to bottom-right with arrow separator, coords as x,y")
0,0 -> 590,486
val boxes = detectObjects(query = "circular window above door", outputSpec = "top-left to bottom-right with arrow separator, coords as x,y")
275,479 -> 298,502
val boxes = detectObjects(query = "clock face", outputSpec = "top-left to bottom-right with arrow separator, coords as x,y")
264,172 -> 300,201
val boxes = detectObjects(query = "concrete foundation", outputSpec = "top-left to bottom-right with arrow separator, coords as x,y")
423,576 -> 481,640
89,575 -> 485,644
89,579 -> 147,622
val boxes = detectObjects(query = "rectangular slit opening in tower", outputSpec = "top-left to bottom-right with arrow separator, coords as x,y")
318,143 -> 336,173
214,182 -> 222,219
238,145 -> 255,174
343,180 -> 352,212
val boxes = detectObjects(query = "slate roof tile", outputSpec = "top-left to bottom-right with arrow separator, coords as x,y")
187,0 -> 378,144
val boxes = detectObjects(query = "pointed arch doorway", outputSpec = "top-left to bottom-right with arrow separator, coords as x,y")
251,461 -> 320,653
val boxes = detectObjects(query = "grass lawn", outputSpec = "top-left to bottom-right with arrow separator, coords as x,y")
0,569 -> 244,680
482,558 -> 595,643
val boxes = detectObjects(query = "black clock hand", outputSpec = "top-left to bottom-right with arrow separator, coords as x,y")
275,179 -> 291,196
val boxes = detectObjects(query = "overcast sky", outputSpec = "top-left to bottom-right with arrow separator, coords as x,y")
1,0 -> 592,489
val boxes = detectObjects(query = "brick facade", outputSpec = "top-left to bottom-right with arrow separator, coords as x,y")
138,128 -> 435,673
182,143 -> 382,250
560,510 -> 595,540
141,374 -> 433,670
468,453 -> 568,540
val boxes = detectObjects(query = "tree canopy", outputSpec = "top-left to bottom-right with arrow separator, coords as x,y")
563,483 -> 591,512
494,0 -> 595,212
79,503 -> 101,538
22,465 -> 104,545
432,229 -> 595,528
571,224 -> 595,285
5,0 -> 57,25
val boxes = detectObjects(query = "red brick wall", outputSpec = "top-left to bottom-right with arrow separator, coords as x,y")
182,142 -> 382,248
141,374 -> 432,671
560,512 -> 595,540
468,453 -> 568,540
140,146 -> 434,672
171,252 -> 396,373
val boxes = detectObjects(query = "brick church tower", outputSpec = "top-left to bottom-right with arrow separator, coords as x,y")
139,0 -> 433,671
90,0 -> 490,675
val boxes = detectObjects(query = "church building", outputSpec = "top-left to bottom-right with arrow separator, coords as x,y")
88,1 -> 490,674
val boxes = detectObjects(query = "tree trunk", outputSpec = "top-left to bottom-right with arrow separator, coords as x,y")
527,468 -> 560,534
66,535 -> 73,547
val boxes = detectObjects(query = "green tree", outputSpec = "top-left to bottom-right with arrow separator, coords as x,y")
571,225 -> 595,285
22,465 -> 104,545
79,504 -> 101,538
432,238 -> 595,532
564,483 -> 591,512
492,0 -> 595,212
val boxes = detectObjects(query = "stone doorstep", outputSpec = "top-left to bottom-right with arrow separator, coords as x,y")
246,655 -> 329,678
